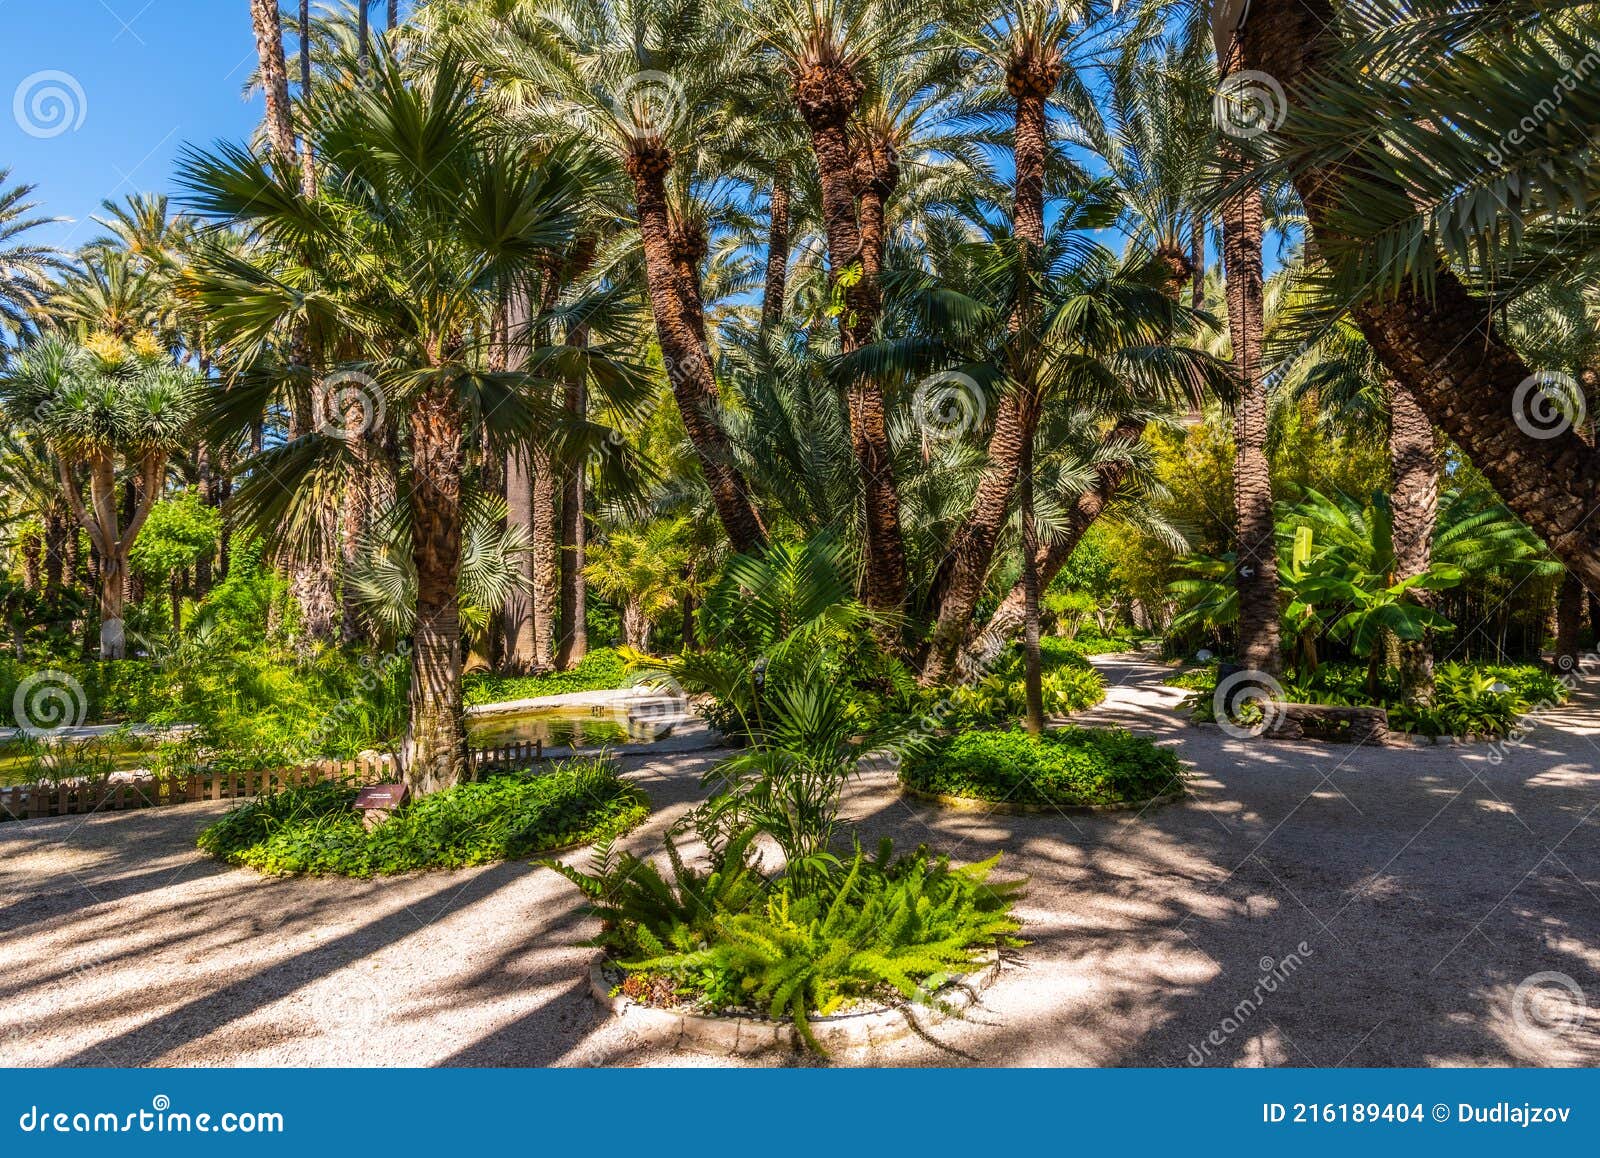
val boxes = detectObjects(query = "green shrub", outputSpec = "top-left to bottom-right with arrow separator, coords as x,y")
198,757 -> 648,876
463,649 -> 629,706
1173,660 -> 1563,740
1387,662 -> 1556,738
0,658 -> 163,727
1163,664 -> 1218,691
900,726 -> 1185,808
912,642 -> 1106,730
551,832 -> 1022,1052
1061,633 -> 1138,656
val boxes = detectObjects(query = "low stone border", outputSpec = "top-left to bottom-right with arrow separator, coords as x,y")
587,955 -> 994,1055
899,783 -> 1185,816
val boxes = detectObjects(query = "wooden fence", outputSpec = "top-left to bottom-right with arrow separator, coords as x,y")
0,738 -> 553,823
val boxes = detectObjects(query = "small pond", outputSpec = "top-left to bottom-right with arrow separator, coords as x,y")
467,705 -> 675,751
0,735 -> 157,787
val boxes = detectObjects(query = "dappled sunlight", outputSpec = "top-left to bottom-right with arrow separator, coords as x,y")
1,648 -> 1597,1069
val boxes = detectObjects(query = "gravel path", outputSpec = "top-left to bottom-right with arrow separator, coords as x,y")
2,655 -> 1597,1068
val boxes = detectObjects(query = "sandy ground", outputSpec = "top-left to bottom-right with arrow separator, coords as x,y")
2,654 -> 1597,1068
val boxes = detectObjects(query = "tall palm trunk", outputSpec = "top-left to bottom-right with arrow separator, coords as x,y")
1388,379 -> 1438,699
1019,432 -> 1045,734
762,163 -> 792,328
1190,214 -> 1206,310
404,382 -> 466,795
504,445 -> 537,671
299,0 -> 315,196
339,431 -> 372,646
625,144 -> 766,553
793,63 -> 906,615
1554,573 -> 1585,674
254,0 -> 334,641
1220,37 -> 1280,677
557,371 -> 588,669
43,511 -> 67,593
249,0 -> 295,160
531,445 -> 559,670
922,57 -> 1058,685
20,531 -> 40,592
388,0 -> 398,29
1239,0 -> 1600,591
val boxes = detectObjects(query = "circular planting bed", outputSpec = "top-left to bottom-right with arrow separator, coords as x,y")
899,725 -> 1187,813
587,955 -> 997,1056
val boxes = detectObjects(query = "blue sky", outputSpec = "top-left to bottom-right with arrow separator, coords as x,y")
1,1 -> 265,250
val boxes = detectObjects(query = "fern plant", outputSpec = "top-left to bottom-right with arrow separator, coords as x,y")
552,833 -> 1023,1054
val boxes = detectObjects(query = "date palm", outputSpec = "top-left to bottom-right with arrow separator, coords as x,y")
444,0 -> 769,555
1287,309 -> 1440,698
1236,0 -> 1600,592
0,173 -> 70,342
179,51 -> 612,792
915,0 -> 1127,682
755,0 -> 922,616
50,248 -> 174,344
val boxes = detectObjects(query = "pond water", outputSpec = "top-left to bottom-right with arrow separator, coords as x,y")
0,737 -> 155,787
0,705 -> 681,786
466,706 -> 669,751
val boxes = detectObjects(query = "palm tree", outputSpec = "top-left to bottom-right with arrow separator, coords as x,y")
1288,311 -> 1440,697
584,518 -> 692,651
1217,23 -> 1280,677
759,0 -> 920,615
0,335 -> 200,658
50,249 -> 170,342
0,173 -> 70,342
88,194 -> 194,274
1236,0 -> 1600,591
248,0 -> 298,160
0,430 -> 76,595
179,51 -> 608,792
447,0 -> 769,556
919,0 -> 1124,683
